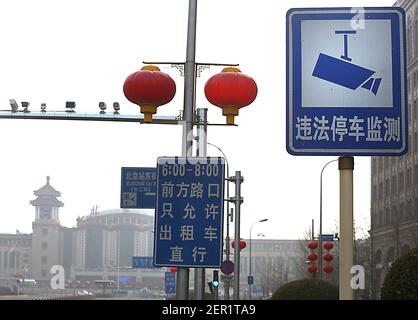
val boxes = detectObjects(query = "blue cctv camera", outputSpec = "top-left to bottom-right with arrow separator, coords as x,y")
312,30 -> 382,95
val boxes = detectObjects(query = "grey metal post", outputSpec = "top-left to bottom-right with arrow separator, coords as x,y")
338,156 -> 354,300
177,0 -> 198,300
206,141 -> 233,300
231,171 -> 243,300
319,159 -> 338,281
225,208 -> 232,300
249,226 -> 252,299
194,108 -> 207,300
207,142 -> 231,300
311,219 -> 314,240
249,219 -> 267,300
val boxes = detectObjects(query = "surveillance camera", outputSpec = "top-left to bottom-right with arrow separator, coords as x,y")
113,102 -> 120,111
65,101 -> 76,112
99,102 -> 107,111
9,99 -> 19,112
21,102 -> 30,112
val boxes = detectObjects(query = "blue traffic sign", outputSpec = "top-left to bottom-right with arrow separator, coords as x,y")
165,272 -> 176,294
121,167 -> 157,209
286,7 -> 408,155
321,234 -> 335,242
153,157 -> 225,268
132,256 -> 154,269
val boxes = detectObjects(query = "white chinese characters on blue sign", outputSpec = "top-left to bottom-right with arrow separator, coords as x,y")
153,157 -> 225,268
165,272 -> 176,294
286,7 -> 408,155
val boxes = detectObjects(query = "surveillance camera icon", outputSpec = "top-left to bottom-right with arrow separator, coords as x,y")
312,30 -> 382,95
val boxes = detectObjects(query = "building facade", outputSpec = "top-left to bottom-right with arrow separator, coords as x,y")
236,239 -> 305,297
0,177 -> 163,288
370,0 -> 418,298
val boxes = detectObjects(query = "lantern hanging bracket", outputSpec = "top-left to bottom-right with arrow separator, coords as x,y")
142,61 -> 239,77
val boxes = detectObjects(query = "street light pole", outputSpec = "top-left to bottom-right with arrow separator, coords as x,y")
177,0 -> 198,300
207,141 -> 231,300
249,218 -> 268,300
319,159 -> 338,280
194,108 -> 207,300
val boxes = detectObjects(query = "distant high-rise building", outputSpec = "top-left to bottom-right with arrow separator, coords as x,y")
370,0 -> 418,299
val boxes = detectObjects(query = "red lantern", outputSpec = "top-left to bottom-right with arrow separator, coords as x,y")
307,264 -> 318,273
323,242 -> 334,250
204,67 -> 257,125
323,253 -> 334,262
123,65 -> 176,123
308,241 -> 318,250
169,267 -> 177,273
307,253 -> 318,261
231,240 -> 246,250
323,265 -> 334,273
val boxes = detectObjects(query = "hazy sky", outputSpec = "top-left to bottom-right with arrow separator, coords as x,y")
0,0 -> 395,239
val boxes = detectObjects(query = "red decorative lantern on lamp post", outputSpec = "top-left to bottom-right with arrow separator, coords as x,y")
323,253 -> 334,262
123,65 -> 176,123
307,264 -> 318,273
308,241 -> 318,250
308,253 -> 318,261
322,241 -> 334,275
323,264 -> 334,273
323,242 -> 334,250
231,239 -> 246,250
204,67 -> 257,125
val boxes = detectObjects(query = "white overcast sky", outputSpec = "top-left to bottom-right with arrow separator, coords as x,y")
0,0 -> 395,239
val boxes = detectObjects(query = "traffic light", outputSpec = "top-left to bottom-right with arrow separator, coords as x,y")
207,281 -> 214,294
213,270 -> 219,288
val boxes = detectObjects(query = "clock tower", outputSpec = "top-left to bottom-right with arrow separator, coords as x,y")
30,176 -> 64,281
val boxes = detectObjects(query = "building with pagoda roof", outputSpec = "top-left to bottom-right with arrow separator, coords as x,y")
30,176 -> 66,280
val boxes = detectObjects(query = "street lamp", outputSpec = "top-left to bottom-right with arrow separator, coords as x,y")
249,218 -> 268,300
207,141 -> 231,300
319,159 -> 338,280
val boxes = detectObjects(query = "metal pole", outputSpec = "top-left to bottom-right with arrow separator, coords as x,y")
249,225 -> 253,300
338,156 -> 354,300
311,219 -> 314,240
248,219 -> 267,300
319,159 -> 338,281
117,230 -> 120,292
177,0 -> 197,300
232,171 -> 243,300
207,142 -> 230,300
194,108 -> 207,300
226,208 -> 232,300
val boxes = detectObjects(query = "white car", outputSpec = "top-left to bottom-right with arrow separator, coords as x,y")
77,290 -> 93,296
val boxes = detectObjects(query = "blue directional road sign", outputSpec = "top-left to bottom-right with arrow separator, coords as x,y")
121,167 -> 157,209
286,7 -> 407,155
153,157 -> 225,268
165,272 -> 176,294
132,256 -> 154,269
321,234 -> 335,242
